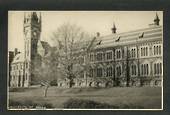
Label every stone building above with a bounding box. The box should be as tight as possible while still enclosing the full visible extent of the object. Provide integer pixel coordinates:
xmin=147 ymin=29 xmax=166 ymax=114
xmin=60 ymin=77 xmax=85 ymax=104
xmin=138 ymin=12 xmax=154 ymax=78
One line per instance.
xmin=10 ymin=12 xmax=50 ymax=87
xmin=61 ymin=13 xmax=163 ymax=88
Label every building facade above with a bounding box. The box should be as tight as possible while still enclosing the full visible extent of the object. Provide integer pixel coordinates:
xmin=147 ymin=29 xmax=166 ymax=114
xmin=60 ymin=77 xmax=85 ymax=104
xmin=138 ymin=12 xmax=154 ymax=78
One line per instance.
xmin=59 ymin=13 xmax=163 ymax=88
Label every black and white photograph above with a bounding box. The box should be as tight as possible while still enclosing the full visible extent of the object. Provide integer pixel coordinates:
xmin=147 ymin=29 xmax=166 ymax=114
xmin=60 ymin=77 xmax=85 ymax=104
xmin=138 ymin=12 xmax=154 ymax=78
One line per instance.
xmin=8 ymin=11 xmax=163 ymax=110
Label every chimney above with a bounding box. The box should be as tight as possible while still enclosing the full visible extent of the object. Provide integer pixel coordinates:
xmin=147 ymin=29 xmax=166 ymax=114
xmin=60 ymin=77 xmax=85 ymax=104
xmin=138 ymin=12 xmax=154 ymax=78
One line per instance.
xmin=96 ymin=32 xmax=100 ymax=37
xmin=14 ymin=48 xmax=18 ymax=56
xmin=111 ymin=22 xmax=117 ymax=34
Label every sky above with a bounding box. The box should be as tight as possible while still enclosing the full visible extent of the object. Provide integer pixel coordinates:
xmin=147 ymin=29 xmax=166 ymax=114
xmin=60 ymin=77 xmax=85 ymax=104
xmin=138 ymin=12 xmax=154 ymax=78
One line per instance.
xmin=8 ymin=11 xmax=163 ymax=52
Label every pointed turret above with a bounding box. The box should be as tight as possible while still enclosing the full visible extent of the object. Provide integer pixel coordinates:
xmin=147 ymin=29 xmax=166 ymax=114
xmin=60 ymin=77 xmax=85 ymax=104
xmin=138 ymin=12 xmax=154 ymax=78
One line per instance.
xmin=111 ymin=22 xmax=117 ymax=34
xmin=23 ymin=12 xmax=41 ymax=33
xmin=154 ymin=13 xmax=160 ymax=26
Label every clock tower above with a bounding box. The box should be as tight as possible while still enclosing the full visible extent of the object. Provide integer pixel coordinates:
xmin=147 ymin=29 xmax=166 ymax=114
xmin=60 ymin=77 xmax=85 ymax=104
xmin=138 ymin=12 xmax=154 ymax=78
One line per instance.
xmin=23 ymin=12 xmax=41 ymax=86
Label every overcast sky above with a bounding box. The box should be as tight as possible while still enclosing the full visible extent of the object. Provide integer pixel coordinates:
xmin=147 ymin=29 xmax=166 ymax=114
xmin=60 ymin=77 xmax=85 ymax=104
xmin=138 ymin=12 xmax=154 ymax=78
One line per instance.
xmin=8 ymin=11 xmax=163 ymax=52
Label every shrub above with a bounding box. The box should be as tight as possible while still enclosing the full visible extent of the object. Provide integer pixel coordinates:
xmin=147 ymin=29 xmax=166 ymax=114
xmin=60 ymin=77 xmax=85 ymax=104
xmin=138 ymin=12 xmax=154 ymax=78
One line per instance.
xmin=63 ymin=98 xmax=119 ymax=109
xmin=50 ymin=80 xmax=58 ymax=86
xmin=9 ymin=99 xmax=54 ymax=109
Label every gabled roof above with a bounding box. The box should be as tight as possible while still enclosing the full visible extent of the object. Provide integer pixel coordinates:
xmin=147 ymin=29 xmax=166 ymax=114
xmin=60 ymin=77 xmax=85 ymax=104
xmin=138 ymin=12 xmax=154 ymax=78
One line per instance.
xmin=40 ymin=41 xmax=51 ymax=51
xmin=12 ymin=53 xmax=24 ymax=64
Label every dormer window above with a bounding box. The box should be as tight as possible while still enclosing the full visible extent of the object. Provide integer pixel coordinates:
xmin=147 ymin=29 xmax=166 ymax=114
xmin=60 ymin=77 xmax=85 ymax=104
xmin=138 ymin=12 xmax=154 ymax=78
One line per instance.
xmin=139 ymin=32 xmax=144 ymax=38
xmin=115 ymin=36 xmax=120 ymax=42
xmin=96 ymin=40 xmax=102 ymax=45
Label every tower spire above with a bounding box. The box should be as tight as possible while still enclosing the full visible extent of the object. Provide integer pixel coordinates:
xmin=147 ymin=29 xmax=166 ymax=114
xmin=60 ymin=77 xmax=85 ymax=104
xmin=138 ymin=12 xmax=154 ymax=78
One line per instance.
xmin=154 ymin=12 xmax=160 ymax=26
xmin=111 ymin=22 xmax=117 ymax=34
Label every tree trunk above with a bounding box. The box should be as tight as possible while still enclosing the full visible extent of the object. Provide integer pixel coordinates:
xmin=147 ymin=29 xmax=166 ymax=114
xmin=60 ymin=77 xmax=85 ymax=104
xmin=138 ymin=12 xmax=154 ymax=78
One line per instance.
xmin=44 ymin=85 xmax=49 ymax=97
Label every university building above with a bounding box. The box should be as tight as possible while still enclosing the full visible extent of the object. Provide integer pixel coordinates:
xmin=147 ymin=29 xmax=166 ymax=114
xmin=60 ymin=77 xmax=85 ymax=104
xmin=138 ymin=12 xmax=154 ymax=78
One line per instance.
xmin=9 ymin=12 xmax=163 ymax=88
xmin=9 ymin=12 xmax=50 ymax=87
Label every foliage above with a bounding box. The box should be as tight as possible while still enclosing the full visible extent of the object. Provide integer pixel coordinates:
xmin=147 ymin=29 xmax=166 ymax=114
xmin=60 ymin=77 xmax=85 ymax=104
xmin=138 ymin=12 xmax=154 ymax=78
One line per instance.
xmin=63 ymin=98 xmax=119 ymax=109
xmin=9 ymin=99 xmax=53 ymax=109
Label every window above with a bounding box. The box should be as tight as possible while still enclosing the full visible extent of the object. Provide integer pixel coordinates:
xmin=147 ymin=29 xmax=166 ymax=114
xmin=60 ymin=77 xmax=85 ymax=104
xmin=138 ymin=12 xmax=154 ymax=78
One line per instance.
xmin=154 ymin=62 xmax=162 ymax=75
xmin=90 ymin=69 xmax=94 ymax=77
xmin=146 ymin=47 xmax=148 ymax=56
xmin=106 ymin=66 xmax=113 ymax=77
xmin=90 ymin=53 xmax=94 ymax=62
xmin=106 ymin=51 xmax=112 ymax=60
xmin=131 ymin=65 xmax=137 ymax=75
xmin=116 ymin=66 xmax=121 ymax=76
xmin=131 ymin=48 xmax=136 ymax=58
xmin=97 ymin=52 xmax=103 ymax=61
xmin=116 ymin=49 xmax=121 ymax=59
xmin=141 ymin=64 xmax=149 ymax=76
xmin=97 ymin=68 xmax=103 ymax=77
xmin=153 ymin=45 xmax=161 ymax=55
xmin=26 ymin=62 xmax=28 ymax=68
xmin=159 ymin=46 xmax=161 ymax=55
xmin=25 ymin=73 xmax=27 ymax=80
xmin=141 ymin=47 xmax=148 ymax=57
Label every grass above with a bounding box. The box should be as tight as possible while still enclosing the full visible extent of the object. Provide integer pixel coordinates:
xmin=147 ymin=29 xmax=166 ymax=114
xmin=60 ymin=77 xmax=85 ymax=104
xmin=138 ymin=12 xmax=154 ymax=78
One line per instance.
xmin=8 ymin=87 xmax=162 ymax=109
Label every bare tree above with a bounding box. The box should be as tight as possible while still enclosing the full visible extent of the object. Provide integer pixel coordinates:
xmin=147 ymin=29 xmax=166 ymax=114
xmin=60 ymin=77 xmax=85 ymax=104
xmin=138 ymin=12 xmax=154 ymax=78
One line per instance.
xmin=31 ymin=48 xmax=59 ymax=97
xmin=51 ymin=23 xmax=96 ymax=88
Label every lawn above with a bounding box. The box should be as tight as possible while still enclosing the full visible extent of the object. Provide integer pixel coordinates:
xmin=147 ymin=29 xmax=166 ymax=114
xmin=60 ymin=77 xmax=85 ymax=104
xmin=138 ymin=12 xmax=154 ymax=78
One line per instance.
xmin=8 ymin=86 xmax=162 ymax=109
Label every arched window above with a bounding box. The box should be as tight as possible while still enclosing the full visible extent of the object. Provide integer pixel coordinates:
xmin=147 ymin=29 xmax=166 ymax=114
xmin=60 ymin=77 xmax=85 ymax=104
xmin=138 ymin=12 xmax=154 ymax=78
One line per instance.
xmin=141 ymin=47 xmax=149 ymax=57
xmin=116 ymin=49 xmax=121 ymax=59
xmin=154 ymin=63 xmax=156 ymax=74
xmin=146 ymin=47 xmax=148 ymax=56
xmin=97 ymin=52 xmax=103 ymax=61
xmin=90 ymin=69 xmax=94 ymax=77
xmin=141 ymin=64 xmax=143 ymax=75
xmin=106 ymin=66 xmax=113 ymax=77
xmin=134 ymin=49 xmax=136 ymax=57
xmin=141 ymin=64 xmax=149 ymax=76
xmin=159 ymin=46 xmax=161 ymax=55
xmin=131 ymin=49 xmax=136 ymax=58
xmin=144 ymin=64 xmax=146 ymax=75
xmin=141 ymin=48 xmax=143 ymax=56
xmin=156 ymin=46 xmax=159 ymax=55
xmin=106 ymin=51 xmax=112 ymax=60
xmin=153 ymin=45 xmax=161 ymax=56
xmin=131 ymin=64 xmax=136 ymax=75
xmin=146 ymin=64 xmax=149 ymax=75
xmin=153 ymin=62 xmax=162 ymax=75
xmin=90 ymin=53 xmax=94 ymax=62
xmin=97 ymin=68 xmax=102 ymax=77
xmin=116 ymin=66 xmax=121 ymax=76
xmin=160 ymin=63 xmax=162 ymax=74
